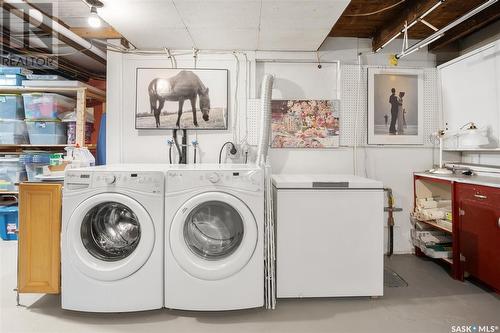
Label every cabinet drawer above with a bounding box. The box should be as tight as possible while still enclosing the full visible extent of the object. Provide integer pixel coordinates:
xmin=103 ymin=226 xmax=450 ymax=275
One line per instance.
xmin=456 ymin=183 xmax=500 ymax=207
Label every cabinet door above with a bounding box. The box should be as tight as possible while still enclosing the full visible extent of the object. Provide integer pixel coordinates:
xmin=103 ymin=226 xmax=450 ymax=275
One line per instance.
xmin=18 ymin=183 xmax=62 ymax=294
xmin=459 ymin=192 xmax=500 ymax=291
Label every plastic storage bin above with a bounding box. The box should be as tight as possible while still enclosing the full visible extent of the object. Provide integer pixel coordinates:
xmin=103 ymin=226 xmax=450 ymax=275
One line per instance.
xmin=0 ymin=74 xmax=24 ymax=86
xmin=0 ymin=205 xmax=18 ymax=240
xmin=25 ymin=120 xmax=67 ymax=145
xmin=0 ymin=94 xmax=24 ymax=120
xmin=0 ymin=157 xmax=27 ymax=191
xmin=19 ymin=153 xmax=51 ymax=182
xmin=0 ymin=119 xmax=29 ymax=144
xmin=23 ymin=93 xmax=76 ymax=120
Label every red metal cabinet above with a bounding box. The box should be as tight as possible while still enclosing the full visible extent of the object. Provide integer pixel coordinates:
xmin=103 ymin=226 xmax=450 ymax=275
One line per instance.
xmin=456 ymin=183 xmax=500 ymax=291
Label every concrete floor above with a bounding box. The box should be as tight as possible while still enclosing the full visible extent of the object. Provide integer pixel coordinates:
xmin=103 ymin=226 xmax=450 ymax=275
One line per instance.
xmin=1 ymin=240 xmax=498 ymax=333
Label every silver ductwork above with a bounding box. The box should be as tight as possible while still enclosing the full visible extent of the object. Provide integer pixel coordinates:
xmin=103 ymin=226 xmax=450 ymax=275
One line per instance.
xmin=256 ymin=74 xmax=274 ymax=166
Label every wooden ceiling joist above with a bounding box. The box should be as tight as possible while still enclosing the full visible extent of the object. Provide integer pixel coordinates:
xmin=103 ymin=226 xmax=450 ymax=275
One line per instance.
xmin=372 ymin=0 xmax=443 ymax=52
xmin=428 ymin=2 xmax=500 ymax=51
xmin=0 ymin=26 xmax=101 ymax=82
xmin=70 ymin=27 xmax=122 ymax=40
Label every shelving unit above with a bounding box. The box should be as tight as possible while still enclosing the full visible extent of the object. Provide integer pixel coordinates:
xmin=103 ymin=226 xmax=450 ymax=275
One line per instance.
xmin=0 ymin=85 xmax=105 ymax=148
xmin=0 ymin=85 xmax=105 ymax=198
xmin=413 ymin=174 xmax=460 ymax=279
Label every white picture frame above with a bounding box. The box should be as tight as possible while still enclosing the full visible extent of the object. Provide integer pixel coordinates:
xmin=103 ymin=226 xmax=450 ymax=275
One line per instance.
xmin=368 ymin=68 xmax=424 ymax=145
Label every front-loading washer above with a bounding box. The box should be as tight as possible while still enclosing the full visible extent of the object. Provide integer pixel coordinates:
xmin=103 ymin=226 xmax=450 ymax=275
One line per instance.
xmin=164 ymin=164 xmax=264 ymax=310
xmin=62 ymin=166 xmax=164 ymax=312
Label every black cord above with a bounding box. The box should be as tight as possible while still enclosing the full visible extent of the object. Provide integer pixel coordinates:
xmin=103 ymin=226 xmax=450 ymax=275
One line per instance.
xmin=169 ymin=146 xmax=172 ymax=164
xmin=194 ymin=146 xmax=197 ymax=164
xmin=173 ymin=129 xmax=182 ymax=163
xmin=218 ymin=141 xmax=235 ymax=164
xmin=244 ymin=151 xmax=248 ymax=164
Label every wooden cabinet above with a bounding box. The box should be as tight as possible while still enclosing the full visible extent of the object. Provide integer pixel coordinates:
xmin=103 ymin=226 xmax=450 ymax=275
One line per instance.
xmin=18 ymin=183 xmax=62 ymax=294
xmin=457 ymin=183 xmax=500 ymax=291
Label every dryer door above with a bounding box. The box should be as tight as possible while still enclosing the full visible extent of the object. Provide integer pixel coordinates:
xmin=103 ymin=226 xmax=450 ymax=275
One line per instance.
xmin=170 ymin=192 xmax=258 ymax=280
xmin=66 ymin=193 xmax=155 ymax=281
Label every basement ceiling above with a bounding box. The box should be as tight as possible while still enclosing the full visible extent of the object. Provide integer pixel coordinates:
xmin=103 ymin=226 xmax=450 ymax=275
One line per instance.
xmin=330 ymin=0 xmax=500 ymax=51
xmin=98 ymin=0 xmax=350 ymax=51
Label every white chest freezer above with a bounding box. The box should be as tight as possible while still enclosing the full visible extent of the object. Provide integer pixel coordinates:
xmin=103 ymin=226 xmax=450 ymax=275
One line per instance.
xmin=272 ymin=174 xmax=385 ymax=298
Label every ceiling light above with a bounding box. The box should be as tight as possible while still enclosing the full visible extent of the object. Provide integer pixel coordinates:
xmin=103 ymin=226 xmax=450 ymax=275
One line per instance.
xmin=88 ymin=6 xmax=101 ymax=28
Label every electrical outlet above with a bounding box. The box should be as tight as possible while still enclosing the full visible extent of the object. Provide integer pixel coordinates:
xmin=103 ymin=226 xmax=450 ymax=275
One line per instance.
xmin=227 ymin=143 xmax=240 ymax=160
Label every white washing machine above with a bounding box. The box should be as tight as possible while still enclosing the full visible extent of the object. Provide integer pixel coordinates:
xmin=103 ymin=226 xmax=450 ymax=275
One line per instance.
xmin=165 ymin=164 xmax=264 ymax=310
xmin=62 ymin=166 xmax=164 ymax=312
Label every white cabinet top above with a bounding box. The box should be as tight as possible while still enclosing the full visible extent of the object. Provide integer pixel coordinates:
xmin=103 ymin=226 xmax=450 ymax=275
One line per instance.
xmin=272 ymin=174 xmax=384 ymax=189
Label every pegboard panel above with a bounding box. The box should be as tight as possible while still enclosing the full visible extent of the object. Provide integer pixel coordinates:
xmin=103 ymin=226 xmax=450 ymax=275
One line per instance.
xmin=247 ymin=98 xmax=261 ymax=146
xmin=341 ymin=65 xmax=440 ymax=147
xmin=340 ymin=65 xmax=368 ymax=146
xmin=423 ymin=68 xmax=440 ymax=146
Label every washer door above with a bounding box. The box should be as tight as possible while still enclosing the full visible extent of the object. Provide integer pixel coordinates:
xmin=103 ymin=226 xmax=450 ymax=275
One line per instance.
xmin=66 ymin=193 xmax=155 ymax=281
xmin=170 ymin=192 xmax=257 ymax=281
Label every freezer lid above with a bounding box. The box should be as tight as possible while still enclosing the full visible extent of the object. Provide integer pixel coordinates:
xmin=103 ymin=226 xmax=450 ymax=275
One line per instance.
xmin=272 ymin=174 xmax=384 ymax=189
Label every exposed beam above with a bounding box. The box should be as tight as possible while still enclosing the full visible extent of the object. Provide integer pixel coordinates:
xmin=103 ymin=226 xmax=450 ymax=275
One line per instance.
xmin=428 ymin=2 xmax=500 ymax=51
xmin=372 ymin=0 xmax=442 ymax=51
xmin=2 ymin=1 xmax=106 ymax=65
xmin=0 ymin=26 xmax=101 ymax=81
xmin=70 ymin=27 xmax=122 ymax=39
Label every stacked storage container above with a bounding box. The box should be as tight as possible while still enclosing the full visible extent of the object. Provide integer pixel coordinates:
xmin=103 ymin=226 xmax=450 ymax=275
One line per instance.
xmin=0 ymin=67 xmax=27 ymax=87
xmin=0 ymin=156 xmax=27 ymax=192
xmin=23 ymin=93 xmax=75 ymax=144
xmin=0 ymin=94 xmax=29 ymax=144
xmin=19 ymin=153 xmax=52 ymax=182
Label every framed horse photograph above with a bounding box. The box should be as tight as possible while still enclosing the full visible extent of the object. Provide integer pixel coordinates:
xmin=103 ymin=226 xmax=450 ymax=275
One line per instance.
xmin=367 ymin=68 xmax=424 ymax=145
xmin=135 ymin=68 xmax=228 ymax=130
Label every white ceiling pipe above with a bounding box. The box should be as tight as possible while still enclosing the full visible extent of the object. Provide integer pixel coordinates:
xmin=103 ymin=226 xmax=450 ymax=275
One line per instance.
xmin=4 ymin=0 xmax=107 ymax=62
xmin=397 ymin=0 xmax=498 ymax=59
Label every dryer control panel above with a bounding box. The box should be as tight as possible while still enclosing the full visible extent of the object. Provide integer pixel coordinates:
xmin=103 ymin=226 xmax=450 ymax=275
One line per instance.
xmin=65 ymin=171 xmax=164 ymax=194
xmin=166 ymin=169 xmax=263 ymax=193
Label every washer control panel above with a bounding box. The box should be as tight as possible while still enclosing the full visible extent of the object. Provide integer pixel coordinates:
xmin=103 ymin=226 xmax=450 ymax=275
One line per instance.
xmin=65 ymin=171 xmax=164 ymax=194
xmin=167 ymin=169 xmax=263 ymax=193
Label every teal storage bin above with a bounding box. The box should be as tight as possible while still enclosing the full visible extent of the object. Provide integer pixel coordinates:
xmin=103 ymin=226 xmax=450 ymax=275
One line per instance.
xmin=0 ymin=74 xmax=24 ymax=86
xmin=0 ymin=205 xmax=18 ymax=240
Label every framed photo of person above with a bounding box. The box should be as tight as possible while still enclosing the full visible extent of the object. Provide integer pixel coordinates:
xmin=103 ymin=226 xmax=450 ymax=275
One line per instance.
xmin=368 ymin=68 xmax=424 ymax=145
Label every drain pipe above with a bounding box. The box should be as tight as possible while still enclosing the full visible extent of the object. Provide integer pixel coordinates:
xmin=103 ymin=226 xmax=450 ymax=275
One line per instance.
xmin=256 ymin=74 xmax=274 ymax=166
xmin=3 ymin=0 xmax=107 ymax=64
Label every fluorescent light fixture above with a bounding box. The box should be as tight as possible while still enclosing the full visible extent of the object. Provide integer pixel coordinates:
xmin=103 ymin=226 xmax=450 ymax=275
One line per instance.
xmin=88 ymin=6 xmax=101 ymax=28
xmin=418 ymin=34 xmax=444 ymax=49
xmin=401 ymin=47 xmax=418 ymax=57
xmin=421 ymin=0 xmax=444 ymax=19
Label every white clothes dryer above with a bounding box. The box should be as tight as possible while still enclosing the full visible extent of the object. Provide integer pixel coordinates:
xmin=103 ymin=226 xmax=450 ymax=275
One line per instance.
xmin=164 ymin=164 xmax=264 ymax=310
xmin=62 ymin=167 xmax=164 ymax=312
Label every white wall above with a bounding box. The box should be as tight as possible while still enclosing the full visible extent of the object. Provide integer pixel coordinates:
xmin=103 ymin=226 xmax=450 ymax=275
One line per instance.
xmin=107 ymin=37 xmax=449 ymax=253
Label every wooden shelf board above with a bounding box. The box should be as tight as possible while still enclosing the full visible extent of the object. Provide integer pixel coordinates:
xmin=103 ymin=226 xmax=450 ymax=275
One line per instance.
xmin=416 ymin=219 xmax=453 ymax=234
xmin=441 ymin=258 xmax=453 ymax=264
xmin=0 ymin=86 xmax=105 ymax=102
xmin=0 ymin=144 xmax=96 ymax=150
